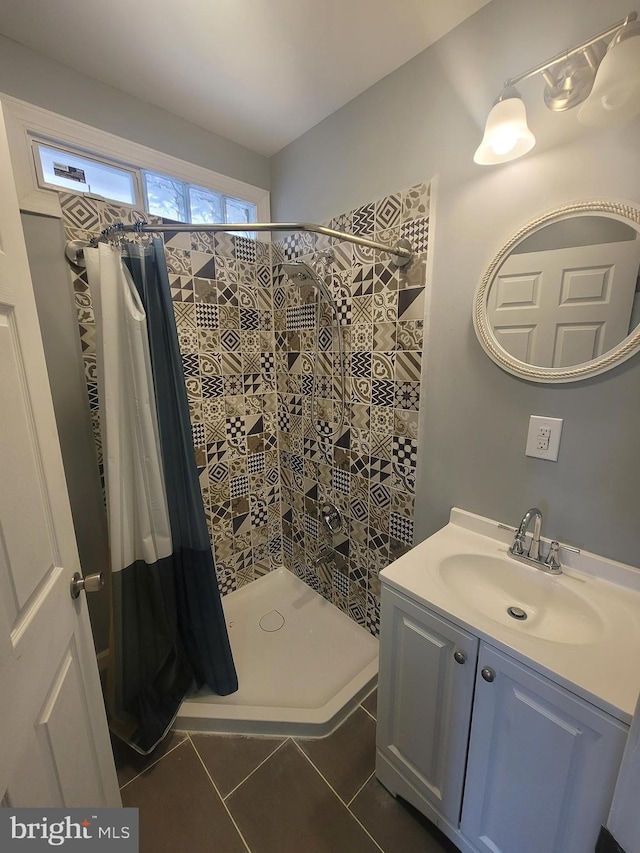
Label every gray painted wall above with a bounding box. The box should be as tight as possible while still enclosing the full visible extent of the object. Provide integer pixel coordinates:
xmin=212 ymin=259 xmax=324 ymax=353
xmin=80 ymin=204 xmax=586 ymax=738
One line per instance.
xmin=271 ymin=0 xmax=640 ymax=568
xmin=0 ymin=34 xmax=269 ymax=190
xmin=22 ymin=213 xmax=110 ymax=654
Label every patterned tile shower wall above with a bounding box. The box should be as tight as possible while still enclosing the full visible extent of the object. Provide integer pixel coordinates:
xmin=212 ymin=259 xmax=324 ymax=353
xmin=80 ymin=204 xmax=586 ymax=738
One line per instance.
xmin=59 ymin=178 xmax=430 ymax=638
xmin=273 ymin=181 xmax=431 ymax=637
xmin=60 ymin=193 xmax=283 ymax=596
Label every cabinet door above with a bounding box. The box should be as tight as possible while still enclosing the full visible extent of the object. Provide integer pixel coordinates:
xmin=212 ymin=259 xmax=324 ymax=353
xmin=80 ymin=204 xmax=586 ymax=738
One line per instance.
xmin=461 ymin=643 xmax=628 ymax=853
xmin=376 ymin=586 xmax=478 ymax=823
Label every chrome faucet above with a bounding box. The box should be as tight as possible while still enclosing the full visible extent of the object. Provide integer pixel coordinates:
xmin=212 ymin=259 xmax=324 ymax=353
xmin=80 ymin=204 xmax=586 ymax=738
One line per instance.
xmin=508 ymin=507 xmax=562 ymax=574
xmin=511 ymin=507 xmax=543 ymax=559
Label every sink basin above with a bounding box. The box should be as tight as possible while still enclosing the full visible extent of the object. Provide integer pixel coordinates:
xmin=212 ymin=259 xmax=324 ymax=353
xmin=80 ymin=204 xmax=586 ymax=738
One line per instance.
xmin=438 ymin=553 xmax=605 ymax=644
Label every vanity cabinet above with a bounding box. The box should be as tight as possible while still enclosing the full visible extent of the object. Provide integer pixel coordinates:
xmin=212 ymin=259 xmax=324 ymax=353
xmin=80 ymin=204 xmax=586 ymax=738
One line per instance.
xmin=376 ymin=584 xmax=629 ymax=853
xmin=461 ymin=643 xmax=628 ymax=853
xmin=376 ymin=587 xmax=478 ymax=824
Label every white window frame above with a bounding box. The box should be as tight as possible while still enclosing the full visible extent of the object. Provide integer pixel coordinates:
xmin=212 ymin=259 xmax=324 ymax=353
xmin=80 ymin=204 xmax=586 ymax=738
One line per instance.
xmin=1 ymin=94 xmax=270 ymax=234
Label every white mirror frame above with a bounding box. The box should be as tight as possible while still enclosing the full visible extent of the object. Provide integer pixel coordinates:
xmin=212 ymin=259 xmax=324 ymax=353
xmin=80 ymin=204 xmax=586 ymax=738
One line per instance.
xmin=473 ymin=200 xmax=640 ymax=383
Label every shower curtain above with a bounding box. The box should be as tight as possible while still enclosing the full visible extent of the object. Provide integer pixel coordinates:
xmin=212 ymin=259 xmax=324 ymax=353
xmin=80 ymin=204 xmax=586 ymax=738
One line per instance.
xmin=86 ymin=240 xmax=237 ymax=754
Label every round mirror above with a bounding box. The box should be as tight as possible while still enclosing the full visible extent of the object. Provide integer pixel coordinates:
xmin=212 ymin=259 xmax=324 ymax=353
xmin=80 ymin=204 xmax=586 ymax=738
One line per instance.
xmin=473 ymin=200 xmax=640 ymax=382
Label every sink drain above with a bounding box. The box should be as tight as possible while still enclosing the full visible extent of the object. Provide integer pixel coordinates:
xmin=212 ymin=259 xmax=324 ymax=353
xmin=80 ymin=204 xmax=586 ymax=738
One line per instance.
xmin=507 ymin=606 xmax=527 ymax=621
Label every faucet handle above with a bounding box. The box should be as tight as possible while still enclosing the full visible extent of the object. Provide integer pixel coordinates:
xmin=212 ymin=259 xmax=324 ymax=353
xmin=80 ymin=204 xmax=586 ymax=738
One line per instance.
xmin=510 ymin=532 xmax=526 ymax=555
xmin=544 ymin=540 xmax=562 ymax=571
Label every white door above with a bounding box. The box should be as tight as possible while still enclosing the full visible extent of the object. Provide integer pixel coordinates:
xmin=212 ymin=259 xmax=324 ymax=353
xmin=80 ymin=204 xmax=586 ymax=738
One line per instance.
xmin=461 ymin=643 xmax=627 ymax=853
xmin=0 ymin=102 xmax=120 ymax=808
xmin=489 ymin=240 xmax=640 ymax=366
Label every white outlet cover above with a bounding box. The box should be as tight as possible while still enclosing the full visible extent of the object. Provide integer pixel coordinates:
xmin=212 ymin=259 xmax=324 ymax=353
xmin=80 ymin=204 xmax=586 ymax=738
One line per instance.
xmin=525 ymin=415 xmax=563 ymax=461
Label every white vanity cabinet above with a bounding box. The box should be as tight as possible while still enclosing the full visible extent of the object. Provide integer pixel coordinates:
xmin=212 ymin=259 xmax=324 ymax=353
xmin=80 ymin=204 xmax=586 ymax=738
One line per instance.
xmin=375 ymin=586 xmax=478 ymax=825
xmin=376 ymin=583 xmax=629 ymax=853
xmin=461 ymin=643 xmax=628 ymax=853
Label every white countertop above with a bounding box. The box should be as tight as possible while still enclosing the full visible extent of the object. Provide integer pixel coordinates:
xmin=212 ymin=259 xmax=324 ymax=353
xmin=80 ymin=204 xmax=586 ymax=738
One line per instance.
xmin=380 ymin=508 xmax=640 ymax=725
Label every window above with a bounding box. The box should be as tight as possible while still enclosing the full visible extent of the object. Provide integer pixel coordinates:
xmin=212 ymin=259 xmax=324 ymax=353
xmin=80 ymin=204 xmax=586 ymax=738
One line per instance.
xmin=8 ymin=99 xmax=269 ymax=226
xmin=31 ymin=140 xmax=259 ymax=237
xmin=142 ymin=171 xmax=186 ymax=221
xmin=143 ymin=170 xmax=257 ymax=237
xmin=34 ymin=142 xmax=137 ymax=205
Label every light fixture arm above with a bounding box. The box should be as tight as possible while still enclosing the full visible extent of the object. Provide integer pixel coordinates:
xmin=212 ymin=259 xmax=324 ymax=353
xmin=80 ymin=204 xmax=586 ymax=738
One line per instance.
xmin=475 ymin=11 xmax=640 ymax=165
xmin=503 ymin=12 xmax=637 ymax=89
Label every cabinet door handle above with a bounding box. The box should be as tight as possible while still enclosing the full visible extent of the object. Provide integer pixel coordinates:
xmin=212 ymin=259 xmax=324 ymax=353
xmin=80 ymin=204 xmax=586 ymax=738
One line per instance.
xmin=453 ymin=651 xmax=466 ymax=664
xmin=481 ymin=667 xmax=496 ymax=682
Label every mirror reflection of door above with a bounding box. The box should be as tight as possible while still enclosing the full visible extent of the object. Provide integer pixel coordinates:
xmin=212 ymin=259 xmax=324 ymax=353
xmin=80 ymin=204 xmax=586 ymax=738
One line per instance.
xmin=488 ymin=240 xmax=640 ymax=368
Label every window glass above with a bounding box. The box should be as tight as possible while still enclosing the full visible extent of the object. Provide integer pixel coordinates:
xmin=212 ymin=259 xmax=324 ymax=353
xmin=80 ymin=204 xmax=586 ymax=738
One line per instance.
xmin=225 ymin=196 xmax=256 ymax=224
xmin=33 ymin=141 xmax=260 ymax=232
xmin=144 ymin=171 xmax=187 ymax=221
xmin=35 ymin=142 xmax=260 ymax=236
xmin=188 ymin=185 xmax=224 ymax=224
xmin=36 ymin=143 xmax=136 ymax=204
xmin=225 ymin=195 xmax=257 ymax=239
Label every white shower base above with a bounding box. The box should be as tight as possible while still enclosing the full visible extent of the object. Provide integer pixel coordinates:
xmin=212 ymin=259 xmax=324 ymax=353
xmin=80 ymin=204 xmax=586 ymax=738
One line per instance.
xmin=176 ymin=568 xmax=378 ymax=737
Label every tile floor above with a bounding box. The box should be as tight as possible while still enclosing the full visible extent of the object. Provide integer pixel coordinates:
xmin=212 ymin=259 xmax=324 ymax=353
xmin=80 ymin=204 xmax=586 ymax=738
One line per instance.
xmin=114 ymin=689 xmax=459 ymax=853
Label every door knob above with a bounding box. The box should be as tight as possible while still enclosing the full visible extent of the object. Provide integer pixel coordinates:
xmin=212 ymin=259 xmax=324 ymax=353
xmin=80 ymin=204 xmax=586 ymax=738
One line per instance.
xmin=70 ymin=571 xmax=104 ymax=600
xmin=481 ymin=667 xmax=496 ymax=682
xmin=454 ymin=651 xmax=467 ymax=664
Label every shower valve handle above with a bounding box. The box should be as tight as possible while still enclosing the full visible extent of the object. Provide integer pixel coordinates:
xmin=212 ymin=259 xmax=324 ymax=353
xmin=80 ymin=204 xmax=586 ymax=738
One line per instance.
xmin=321 ymin=504 xmax=343 ymax=534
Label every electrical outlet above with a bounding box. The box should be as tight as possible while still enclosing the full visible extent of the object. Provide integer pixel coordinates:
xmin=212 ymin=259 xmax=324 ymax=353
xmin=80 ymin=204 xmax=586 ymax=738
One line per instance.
xmin=526 ymin=416 xmax=563 ymax=461
xmin=536 ymin=433 xmax=550 ymax=451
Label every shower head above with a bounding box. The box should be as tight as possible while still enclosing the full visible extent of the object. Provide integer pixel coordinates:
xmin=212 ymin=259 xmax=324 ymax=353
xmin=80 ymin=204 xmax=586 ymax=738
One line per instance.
xmin=282 ymin=261 xmax=334 ymax=304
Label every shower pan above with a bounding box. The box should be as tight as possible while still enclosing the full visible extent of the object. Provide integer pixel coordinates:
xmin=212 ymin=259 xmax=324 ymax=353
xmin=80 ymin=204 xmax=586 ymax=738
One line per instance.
xmin=176 ymin=568 xmax=378 ymax=736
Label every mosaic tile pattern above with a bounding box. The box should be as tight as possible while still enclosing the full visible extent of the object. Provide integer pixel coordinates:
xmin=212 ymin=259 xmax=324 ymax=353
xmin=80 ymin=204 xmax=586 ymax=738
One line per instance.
xmin=60 ymin=180 xmax=430 ymax=637
xmin=273 ymin=181 xmax=431 ymax=635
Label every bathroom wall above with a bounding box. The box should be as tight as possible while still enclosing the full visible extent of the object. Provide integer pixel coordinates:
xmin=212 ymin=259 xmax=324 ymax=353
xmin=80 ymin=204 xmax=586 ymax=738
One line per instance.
xmin=270 ymin=0 xmax=640 ymax=568
xmin=273 ymin=182 xmax=430 ymax=634
xmin=0 ymin=35 xmax=269 ymax=189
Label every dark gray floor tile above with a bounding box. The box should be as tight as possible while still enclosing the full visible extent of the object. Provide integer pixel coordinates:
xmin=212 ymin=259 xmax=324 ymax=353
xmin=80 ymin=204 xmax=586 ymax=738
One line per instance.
xmin=362 ymin=688 xmax=378 ymax=720
xmin=111 ymin=730 xmax=187 ymax=788
xmin=121 ymin=740 xmax=246 ymax=853
xmin=191 ymin=732 xmax=287 ymax=797
xmin=295 ymin=706 xmax=376 ymax=802
xmin=226 ymin=740 xmax=380 ymax=853
xmin=350 ymin=776 xmax=460 ymax=853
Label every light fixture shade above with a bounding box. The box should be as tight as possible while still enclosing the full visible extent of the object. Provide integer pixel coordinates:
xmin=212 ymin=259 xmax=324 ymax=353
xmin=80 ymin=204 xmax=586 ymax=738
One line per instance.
xmin=578 ymin=24 xmax=640 ymax=126
xmin=474 ymin=91 xmax=536 ymax=165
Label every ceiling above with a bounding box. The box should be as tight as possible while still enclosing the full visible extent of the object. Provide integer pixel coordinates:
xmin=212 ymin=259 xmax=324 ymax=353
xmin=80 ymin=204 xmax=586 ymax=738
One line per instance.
xmin=0 ymin=0 xmax=491 ymax=156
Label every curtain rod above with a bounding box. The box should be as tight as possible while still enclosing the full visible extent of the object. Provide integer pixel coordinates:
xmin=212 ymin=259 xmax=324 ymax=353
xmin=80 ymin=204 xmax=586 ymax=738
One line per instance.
xmin=65 ymin=220 xmax=414 ymax=268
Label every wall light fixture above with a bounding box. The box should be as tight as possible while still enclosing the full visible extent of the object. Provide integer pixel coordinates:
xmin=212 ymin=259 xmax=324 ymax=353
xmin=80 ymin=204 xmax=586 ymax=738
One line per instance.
xmin=474 ymin=12 xmax=640 ymax=165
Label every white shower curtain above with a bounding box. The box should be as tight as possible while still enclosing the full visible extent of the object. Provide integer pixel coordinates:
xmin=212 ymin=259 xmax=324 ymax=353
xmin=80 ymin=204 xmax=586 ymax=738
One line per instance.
xmin=85 ymin=243 xmax=172 ymax=570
